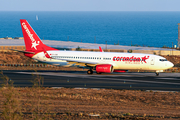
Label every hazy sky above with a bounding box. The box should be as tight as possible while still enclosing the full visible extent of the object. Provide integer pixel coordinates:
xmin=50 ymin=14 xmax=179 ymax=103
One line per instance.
xmin=0 ymin=0 xmax=180 ymax=11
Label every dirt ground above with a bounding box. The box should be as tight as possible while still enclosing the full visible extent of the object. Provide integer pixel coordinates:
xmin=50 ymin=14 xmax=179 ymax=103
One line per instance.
xmin=0 ymin=51 xmax=179 ymax=119
xmin=0 ymin=87 xmax=179 ymax=120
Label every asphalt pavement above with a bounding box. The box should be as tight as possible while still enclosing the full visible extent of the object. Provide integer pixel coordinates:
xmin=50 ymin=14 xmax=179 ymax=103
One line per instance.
xmin=0 ymin=70 xmax=179 ymax=91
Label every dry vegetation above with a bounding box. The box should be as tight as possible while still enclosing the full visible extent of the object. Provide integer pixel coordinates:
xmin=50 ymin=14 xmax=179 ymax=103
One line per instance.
xmin=0 ymin=52 xmax=35 ymax=64
xmin=0 ymin=86 xmax=180 ymax=119
xmin=0 ymin=52 xmax=179 ymax=119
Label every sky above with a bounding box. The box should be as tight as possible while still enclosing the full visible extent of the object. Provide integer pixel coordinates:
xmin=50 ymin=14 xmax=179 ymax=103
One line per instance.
xmin=0 ymin=0 xmax=180 ymax=11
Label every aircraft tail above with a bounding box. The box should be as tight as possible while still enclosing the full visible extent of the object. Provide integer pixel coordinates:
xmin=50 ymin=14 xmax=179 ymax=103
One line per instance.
xmin=20 ymin=19 xmax=57 ymax=52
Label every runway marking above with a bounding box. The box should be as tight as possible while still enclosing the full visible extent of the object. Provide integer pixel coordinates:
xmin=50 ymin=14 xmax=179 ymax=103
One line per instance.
xmin=16 ymin=72 xmax=180 ymax=86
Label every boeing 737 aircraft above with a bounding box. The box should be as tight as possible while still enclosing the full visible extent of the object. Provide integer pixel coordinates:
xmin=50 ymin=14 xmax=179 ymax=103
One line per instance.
xmin=19 ymin=19 xmax=174 ymax=76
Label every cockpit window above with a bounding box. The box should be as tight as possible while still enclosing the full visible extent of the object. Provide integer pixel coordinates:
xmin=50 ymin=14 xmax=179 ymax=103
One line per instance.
xmin=159 ymin=59 xmax=167 ymax=61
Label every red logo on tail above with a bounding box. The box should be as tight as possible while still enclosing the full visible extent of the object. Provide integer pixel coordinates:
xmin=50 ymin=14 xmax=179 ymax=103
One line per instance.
xmin=22 ymin=22 xmax=40 ymax=50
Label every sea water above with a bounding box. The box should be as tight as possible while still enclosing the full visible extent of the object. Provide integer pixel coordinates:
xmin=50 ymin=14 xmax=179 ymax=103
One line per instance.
xmin=0 ymin=11 xmax=180 ymax=47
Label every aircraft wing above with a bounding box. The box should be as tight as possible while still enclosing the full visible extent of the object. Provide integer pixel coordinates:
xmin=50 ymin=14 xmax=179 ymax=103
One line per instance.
xmin=45 ymin=49 xmax=109 ymax=67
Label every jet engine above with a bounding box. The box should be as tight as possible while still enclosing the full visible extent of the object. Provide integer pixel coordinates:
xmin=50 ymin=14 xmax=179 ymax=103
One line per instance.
xmin=96 ymin=64 xmax=114 ymax=73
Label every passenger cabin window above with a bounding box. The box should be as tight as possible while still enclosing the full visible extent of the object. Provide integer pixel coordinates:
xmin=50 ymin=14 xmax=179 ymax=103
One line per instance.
xmin=103 ymin=58 xmax=111 ymax=60
xmin=159 ymin=59 xmax=167 ymax=61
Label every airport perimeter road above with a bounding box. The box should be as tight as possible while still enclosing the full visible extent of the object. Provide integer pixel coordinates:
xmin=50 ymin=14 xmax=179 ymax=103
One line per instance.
xmin=0 ymin=70 xmax=180 ymax=91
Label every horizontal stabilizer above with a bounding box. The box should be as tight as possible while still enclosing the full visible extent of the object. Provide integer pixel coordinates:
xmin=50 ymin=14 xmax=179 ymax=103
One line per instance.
xmin=9 ymin=49 xmax=35 ymax=54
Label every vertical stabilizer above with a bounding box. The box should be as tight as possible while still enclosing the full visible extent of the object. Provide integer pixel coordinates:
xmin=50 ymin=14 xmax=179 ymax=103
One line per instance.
xmin=20 ymin=19 xmax=57 ymax=52
xmin=99 ymin=46 xmax=104 ymax=52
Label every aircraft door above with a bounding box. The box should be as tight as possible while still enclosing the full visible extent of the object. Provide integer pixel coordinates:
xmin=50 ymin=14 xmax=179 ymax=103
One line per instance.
xmin=150 ymin=57 xmax=155 ymax=65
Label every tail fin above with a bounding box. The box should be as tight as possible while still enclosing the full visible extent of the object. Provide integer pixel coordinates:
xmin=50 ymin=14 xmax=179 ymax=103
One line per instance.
xmin=20 ymin=19 xmax=57 ymax=52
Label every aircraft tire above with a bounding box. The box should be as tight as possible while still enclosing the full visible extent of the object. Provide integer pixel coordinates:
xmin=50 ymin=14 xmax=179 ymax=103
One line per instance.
xmin=87 ymin=70 xmax=93 ymax=74
xmin=156 ymin=72 xmax=159 ymax=76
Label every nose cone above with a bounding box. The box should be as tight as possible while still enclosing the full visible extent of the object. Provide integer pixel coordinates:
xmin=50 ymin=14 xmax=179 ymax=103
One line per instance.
xmin=168 ymin=62 xmax=174 ymax=68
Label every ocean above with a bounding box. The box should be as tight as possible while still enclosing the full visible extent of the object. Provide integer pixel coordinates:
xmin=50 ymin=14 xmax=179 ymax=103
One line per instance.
xmin=0 ymin=11 xmax=180 ymax=48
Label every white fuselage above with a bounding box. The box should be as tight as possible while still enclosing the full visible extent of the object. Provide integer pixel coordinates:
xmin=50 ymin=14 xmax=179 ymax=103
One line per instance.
xmin=32 ymin=50 xmax=174 ymax=71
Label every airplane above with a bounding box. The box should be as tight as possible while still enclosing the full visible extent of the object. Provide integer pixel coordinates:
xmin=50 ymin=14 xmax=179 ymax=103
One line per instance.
xmin=19 ymin=19 xmax=174 ymax=76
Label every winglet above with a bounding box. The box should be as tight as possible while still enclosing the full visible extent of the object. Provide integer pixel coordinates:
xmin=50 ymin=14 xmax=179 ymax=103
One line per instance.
xmin=99 ymin=46 xmax=104 ymax=52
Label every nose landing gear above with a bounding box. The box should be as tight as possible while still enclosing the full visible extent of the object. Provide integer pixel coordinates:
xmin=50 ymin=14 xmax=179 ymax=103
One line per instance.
xmin=155 ymin=72 xmax=159 ymax=76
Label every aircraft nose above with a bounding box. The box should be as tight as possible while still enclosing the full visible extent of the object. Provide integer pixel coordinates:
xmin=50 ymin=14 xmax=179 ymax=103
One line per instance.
xmin=168 ymin=62 xmax=174 ymax=68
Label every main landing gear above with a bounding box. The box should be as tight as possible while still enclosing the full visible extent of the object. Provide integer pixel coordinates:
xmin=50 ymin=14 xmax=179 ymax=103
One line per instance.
xmin=87 ymin=69 xmax=93 ymax=74
xmin=87 ymin=70 xmax=102 ymax=74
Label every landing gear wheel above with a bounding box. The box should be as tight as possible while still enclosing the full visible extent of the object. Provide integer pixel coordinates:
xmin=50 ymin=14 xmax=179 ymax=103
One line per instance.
xmin=156 ymin=72 xmax=159 ymax=76
xmin=87 ymin=70 xmax=93 ymax=74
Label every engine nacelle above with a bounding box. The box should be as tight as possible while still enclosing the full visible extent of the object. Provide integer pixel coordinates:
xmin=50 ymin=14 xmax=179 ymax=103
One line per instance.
xmin=96 ymin=64 xmax=114 ymax=73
